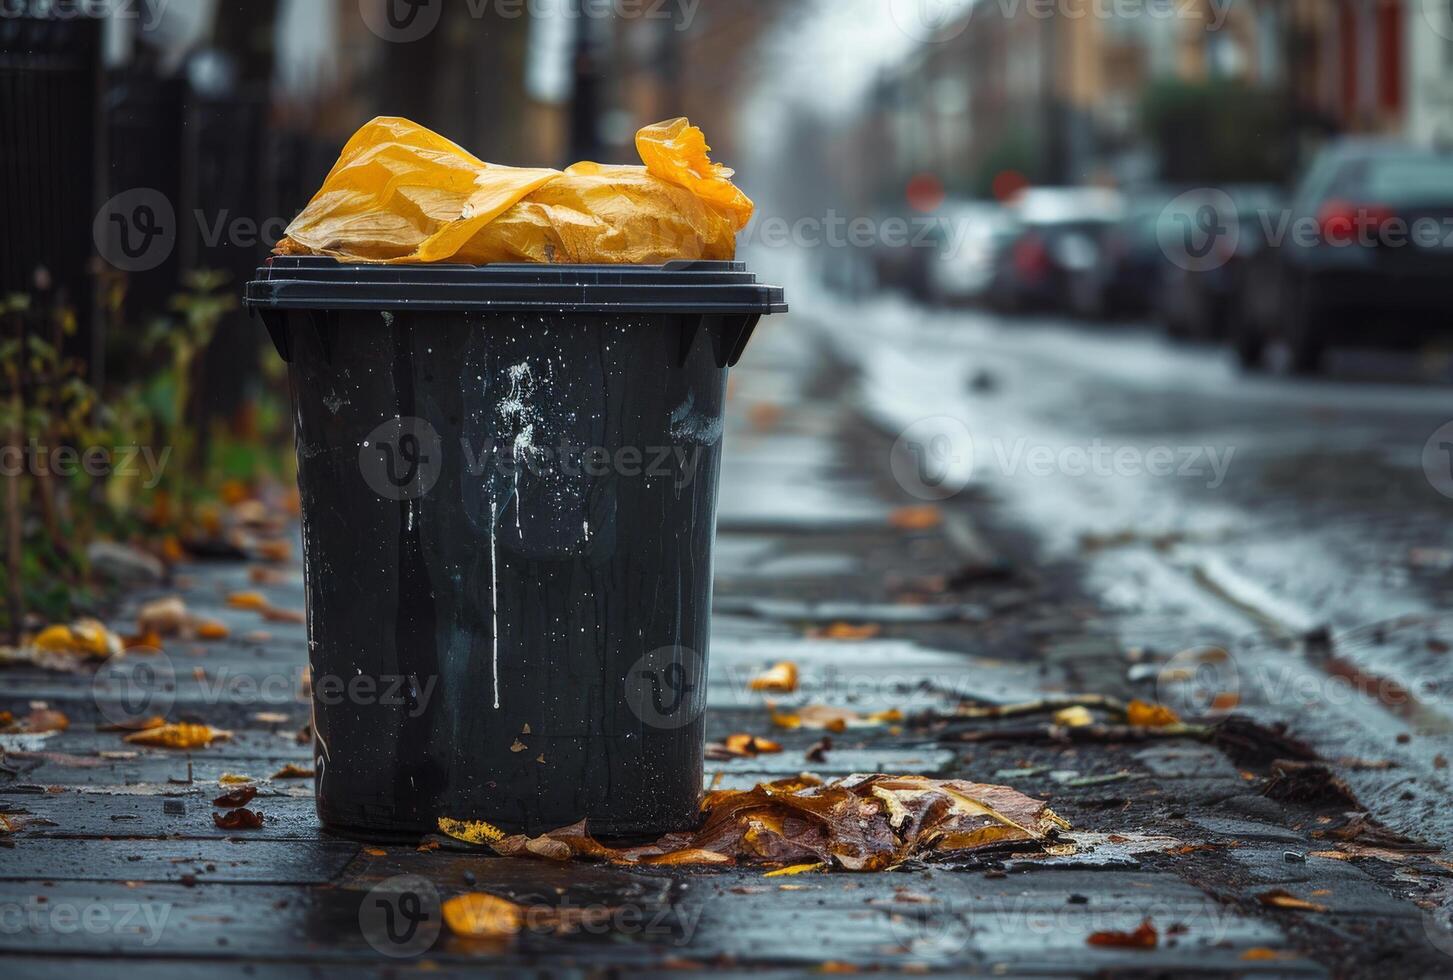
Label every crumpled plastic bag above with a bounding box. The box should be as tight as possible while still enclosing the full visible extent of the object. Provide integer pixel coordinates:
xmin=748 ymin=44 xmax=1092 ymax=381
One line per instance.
xmin=274 ymin=116 xmax=754 ymax=265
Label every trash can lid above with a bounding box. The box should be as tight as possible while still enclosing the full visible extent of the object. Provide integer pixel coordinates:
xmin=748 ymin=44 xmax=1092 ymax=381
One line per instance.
xmin=244 ymin=258 xmax=787 ymax=315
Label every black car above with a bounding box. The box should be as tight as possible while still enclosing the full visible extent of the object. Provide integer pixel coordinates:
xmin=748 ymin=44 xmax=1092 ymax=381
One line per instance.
xmin=1233 ymin=141 xmax=1453 ymax=372
xmin=986 ymin=188 xmax=1124 ymax=314
xmin=1156 ymin=184 xmax=1281 ymax=341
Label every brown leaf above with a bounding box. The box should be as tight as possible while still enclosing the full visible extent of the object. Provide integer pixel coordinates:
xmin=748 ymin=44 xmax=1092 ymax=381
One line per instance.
xmin=888 ymin=505 xmax=942 ymax=531
xmin=212 ymin=808 xmax=264 ymax=830
xmin=1257 ymin=889 xmax=1329 ymax=913
xmin=195 ymin=621 xmax=230 ymax=640
xmin=137 ymin=596 xmax=188 ymax=636
xmin=124 ymin=722 xmax=232 ymax=749
xmin=259 ymin=606 xmax=305 ymax=624
xmin=1087 ymin=919 xmax=1158 ymax=948
xmin=271 ymin=763 xmax=315 ymax=779
xmin=1 ymin=708 xmax=70 ymax=734
xmin=212 ymin=785 xmax=258 ymax=808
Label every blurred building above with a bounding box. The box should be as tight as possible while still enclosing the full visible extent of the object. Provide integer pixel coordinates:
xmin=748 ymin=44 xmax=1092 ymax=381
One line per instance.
xmin=854 ymin=0 xmax=1446 ymax=207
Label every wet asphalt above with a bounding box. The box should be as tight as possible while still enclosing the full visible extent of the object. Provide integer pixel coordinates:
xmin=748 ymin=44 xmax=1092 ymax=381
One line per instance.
xmin=1 ymin=301 xmax=1452 ymax=975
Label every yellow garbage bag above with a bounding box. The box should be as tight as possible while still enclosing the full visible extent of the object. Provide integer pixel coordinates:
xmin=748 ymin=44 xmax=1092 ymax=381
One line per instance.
xmin=275 ymin=116 xmax=754 ymax=265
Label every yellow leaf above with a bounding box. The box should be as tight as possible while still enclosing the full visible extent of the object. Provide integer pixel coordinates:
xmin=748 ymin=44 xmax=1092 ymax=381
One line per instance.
xmin=438 ymin=816 xmax=507 ymax=845
xmin=124 ymin=723 xmax=231 ymax=749
xmin=639 ymin=849 xmax=733 ymax=866
xmin=219 ymin=772 xmax=254 ymax=784
xmin=32 ymin=625 xmax=76 ymax=651
xmin=749 ymin=661 xmax=799 ymax=693
xmin=1126 ymin=700 xmax=1180 ymax=728
xmin=1053 ymin=706 xmax=1094 ymax=728
xmin=442 ymin=892 xmax=524 ymax=939
xmin=765 ymin=862 xmax=825 ymax=877
xmin=226 ymin=591 xmax=269 ymax=611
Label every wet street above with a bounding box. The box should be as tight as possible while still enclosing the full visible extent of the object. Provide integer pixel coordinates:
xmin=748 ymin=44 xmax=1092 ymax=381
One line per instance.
xmin=6 ymin=294 xmax=1453 ymax=974
xmin=793 ymin=279 xmax=1453 ymax=848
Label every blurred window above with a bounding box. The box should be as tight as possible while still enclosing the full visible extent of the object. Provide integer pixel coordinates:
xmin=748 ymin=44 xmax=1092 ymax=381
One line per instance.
xmin=1365 ymin=158 xmax=1453 ymax=205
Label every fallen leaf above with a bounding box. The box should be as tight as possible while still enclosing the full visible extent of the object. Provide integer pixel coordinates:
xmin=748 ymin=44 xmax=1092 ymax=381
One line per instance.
xmin=468 ymin=775 xmax=1068 ymax=872
xmin=364 ymin=847 xmax=387 ymax=856
xmin=195 ymin=621 xmax=230 ymax=640
xmin=765 ymin=862 xmax=825 ymax=877
xmin=271 ymin=763 xmax=315 ymax=779
xmin=1053 ymin=706 xmax=1095 ymax=728
xmin=218 ymin=772 xmax=255 ymax=784
xmin=212 ymin=786 xmax=258 ymax=808
xmin=137 ymin=596 xmax=188 ymax=636
xmin=769 ymin=703 xmax=874 ymax=732
xmin=122 ymin=631 xmax=163 ymax=651
xmin=749 ymin=661 xmax=799 ymax=693
xmin=255 ymin=539 xmax=292 ymax=563
xmin=29 ymin=620 xmax=121 ymax=659
xmin=226 ymin=591 xmax=269 ymax=611
xmin=438 ymin=816 xmax=507 ymax=845
xmin=1257 ymin=889 xmax=1328 ymax=913
xmin=813 ymin=622 xmax=881 ymax=641
xmin=212 ymin=808 xmax=264 ymax=830
xmin=721 ymin=733 xmax=783 ymax=756
xmin=510 ymin=739 xmax=527 ymax=753
xmin=1087 ymin=919 xmax=1158 ymax=948
xmin=251 ymin=712 xmax=290 ymax=725
xmin=889 ymin=505 xmax=942 ymax=531
xmin=638 ymin=849 xmax=733 ymax=866
xmin=260 ymin=606 xmax=305 ymax=624
xmin=249 ymin=566 xmax=287 ymax=585
xmin=1241 ymin=948 xmax=1298 ymax=961
xmin=1 ymin=708 xmax=70 ymax=734
xmin=1126 ymin=700 xmax=1180 ymax=728
xmin=124 ymin=722 xmax=232 ymax=749
xmin=442 ymin=893 xmax=524 ymax=939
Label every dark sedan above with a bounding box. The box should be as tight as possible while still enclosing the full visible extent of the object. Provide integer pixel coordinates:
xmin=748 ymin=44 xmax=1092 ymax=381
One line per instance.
xmin=1233 ymin=141 xmax=1453 ymax=373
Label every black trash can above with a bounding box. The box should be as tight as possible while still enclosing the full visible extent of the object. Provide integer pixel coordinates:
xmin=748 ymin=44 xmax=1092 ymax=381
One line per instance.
xmin=245 ymin=257 xmax=786 ymax=838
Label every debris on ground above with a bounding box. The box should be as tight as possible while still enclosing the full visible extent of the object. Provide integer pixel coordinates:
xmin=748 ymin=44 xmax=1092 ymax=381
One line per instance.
xmin=1086 ymin=919 xmax=1158 ymax=948
xmin=443 ymin=773 xmax=1070 ymax=872
xmin=123 ymin=722 xmax=232 ymax=749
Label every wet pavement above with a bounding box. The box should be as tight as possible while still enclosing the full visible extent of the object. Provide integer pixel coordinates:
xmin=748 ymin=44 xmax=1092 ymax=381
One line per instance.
xmin=4 ymin=306 xmax=1453 ymax=975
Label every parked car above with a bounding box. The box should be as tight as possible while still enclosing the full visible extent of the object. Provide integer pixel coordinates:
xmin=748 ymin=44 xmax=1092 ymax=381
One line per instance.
xmin=921 ymin=201 xmax=1018 ymax=307
xmin=1069 ymin=187 xmax=1185 ymax=320
xmin=987 ymin=188 xmax=1124 ymax=314
xmin=1233 ymin=140 xmax=1453 ymax=372
xmin=1156 ymin=184 xmax=1281 ymax=341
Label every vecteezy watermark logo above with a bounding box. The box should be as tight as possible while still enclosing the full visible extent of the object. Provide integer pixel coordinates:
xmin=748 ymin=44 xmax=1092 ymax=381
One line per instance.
xmin=360 ymin=417 xmax=444 ymax=501
xmin=891 ymin=417 xmax=974 ymax=501
xmin=1155 ymin=646 xmax=1239 ymax=718
xmin=887 ymin=0 xmax=971 ymax=43
xmin=93 ymin=188 xmax=176 ymax=273
xmin=1422 ymin=0 xmax=1453 ymax=41
xmin=1159 ymin=188 xmax=1239 ymax=273
xmin=359 ymin=875 xmax=442 ymax=958
xmin=1423 ymin=421 xmax=1453 ymax=500
xmin=887 ymin=906 xmax=968 ymax=958
xmin=624 ymin=646 xmax=705 ymax=730
xmin=359 ymin=0 xmax=442 ymax=43
xmin=92 ymin=648 xmax=176 ymax=728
